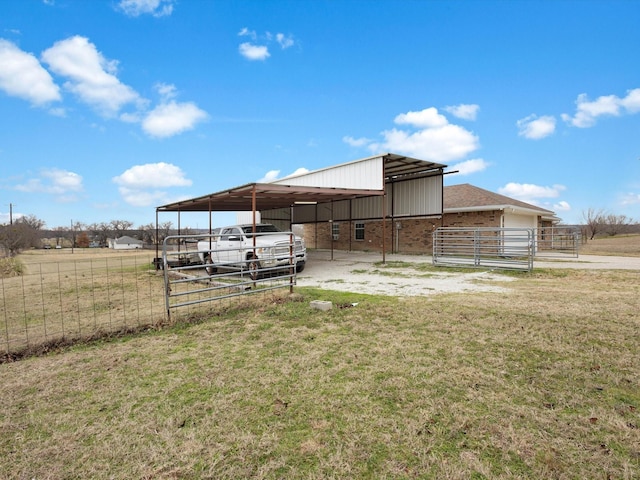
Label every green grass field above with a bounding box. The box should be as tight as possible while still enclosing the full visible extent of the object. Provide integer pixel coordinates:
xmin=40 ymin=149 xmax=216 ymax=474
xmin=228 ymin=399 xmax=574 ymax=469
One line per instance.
xmin=1 ymin=255 xmax=638 ymax=478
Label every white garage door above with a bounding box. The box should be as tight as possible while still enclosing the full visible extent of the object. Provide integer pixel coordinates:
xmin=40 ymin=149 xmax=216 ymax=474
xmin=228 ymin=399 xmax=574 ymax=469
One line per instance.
xmin=502 ymin=213 xmax=537 ymax=253
xmin=502 ymin=213 xmax=536 ymax=229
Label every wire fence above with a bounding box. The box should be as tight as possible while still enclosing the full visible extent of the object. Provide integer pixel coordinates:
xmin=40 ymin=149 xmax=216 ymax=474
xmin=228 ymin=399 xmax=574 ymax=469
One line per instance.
xmin=1 ymin=251 xmax=168 ymax=358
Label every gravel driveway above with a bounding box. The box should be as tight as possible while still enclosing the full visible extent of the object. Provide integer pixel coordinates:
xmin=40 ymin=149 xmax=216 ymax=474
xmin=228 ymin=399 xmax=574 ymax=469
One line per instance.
xmin=295 ymin=249 xmax=640 ymax=297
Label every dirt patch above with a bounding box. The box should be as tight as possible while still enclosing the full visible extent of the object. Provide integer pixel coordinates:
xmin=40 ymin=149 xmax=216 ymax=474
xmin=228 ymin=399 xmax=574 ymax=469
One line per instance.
xmin=297 ymin=250 xmax=640 ymax=297
xmin=297 ymin=250 xmax=515 ymax=296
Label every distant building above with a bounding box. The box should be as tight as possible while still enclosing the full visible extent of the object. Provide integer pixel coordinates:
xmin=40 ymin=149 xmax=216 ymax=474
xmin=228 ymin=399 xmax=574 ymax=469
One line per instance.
xmin=108 ymin=236 xmax=143 ymax=250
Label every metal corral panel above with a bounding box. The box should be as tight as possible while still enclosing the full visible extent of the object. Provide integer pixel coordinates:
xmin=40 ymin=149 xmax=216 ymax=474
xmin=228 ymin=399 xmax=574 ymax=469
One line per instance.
xmin=273 ymin=156 xmax=384 ymax=190
xmin=392 ymin=176 xmax=442 ymax=216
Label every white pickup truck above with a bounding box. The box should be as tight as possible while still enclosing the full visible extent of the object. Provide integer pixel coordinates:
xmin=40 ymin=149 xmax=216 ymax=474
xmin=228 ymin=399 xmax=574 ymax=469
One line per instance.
xmin=197 ymin=224 xmax=306 ymax=278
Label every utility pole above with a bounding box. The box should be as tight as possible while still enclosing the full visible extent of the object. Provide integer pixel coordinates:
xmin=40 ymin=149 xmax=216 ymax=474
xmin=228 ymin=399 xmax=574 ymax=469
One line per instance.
xmin=9 ymin=203 xmax=14 ymax=225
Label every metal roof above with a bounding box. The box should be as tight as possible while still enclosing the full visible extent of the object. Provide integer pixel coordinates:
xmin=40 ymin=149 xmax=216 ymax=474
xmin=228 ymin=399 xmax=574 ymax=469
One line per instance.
xmin=156 ymin=153 xmax=446 ymax=213
xmin=156 ymin=182 xmax=385 ymax=213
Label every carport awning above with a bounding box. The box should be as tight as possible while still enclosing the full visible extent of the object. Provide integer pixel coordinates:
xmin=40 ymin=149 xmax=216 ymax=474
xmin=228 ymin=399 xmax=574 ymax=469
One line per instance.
xmin=156 ymin=182 xmax=385 ymax=213
xmin=156 ymin=154 xmax=446 ymax=214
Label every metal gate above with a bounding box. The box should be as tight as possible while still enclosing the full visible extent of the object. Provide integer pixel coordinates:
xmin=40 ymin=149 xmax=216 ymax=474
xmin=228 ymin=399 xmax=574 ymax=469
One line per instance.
xmin=161 ymin=233 xmax=297 ymax=319
xmin=536 ymin=226 xmax=580 ymax=258
xmin=433 ymin=227 xmax=534 ymax=271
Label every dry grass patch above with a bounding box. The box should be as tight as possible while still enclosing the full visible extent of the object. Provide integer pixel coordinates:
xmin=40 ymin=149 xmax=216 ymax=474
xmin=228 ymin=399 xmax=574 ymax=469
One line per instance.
xmin=581 ymin=234 xmax=640 ymax=257
xmin=0 ymin=268 xmax=639 ymax=479
xmin=1 ymin=250 xmax=167 ymax=357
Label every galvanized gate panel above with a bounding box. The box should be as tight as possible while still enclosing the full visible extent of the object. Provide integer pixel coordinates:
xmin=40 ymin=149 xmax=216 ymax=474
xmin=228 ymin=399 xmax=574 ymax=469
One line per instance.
xmin=433 ymin=227 xmax=534 ymax=271
xmin=536 ymin=226 xmax=580 ymax=258
xmin=162 ymin=233 xmax=298 ymax=319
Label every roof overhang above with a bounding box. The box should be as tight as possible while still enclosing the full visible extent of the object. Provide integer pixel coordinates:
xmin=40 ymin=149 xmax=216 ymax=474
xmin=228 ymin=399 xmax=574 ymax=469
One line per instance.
xmin=156 ymin=182 xmax=385 ymax=213
xmin=444 ymin=205 xmax=554 ymax=216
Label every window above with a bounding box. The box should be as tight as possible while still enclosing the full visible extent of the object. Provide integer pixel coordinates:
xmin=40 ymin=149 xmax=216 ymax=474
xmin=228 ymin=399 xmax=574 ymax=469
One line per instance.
xmin=332 ymin=222 xmax=340 ymax=239
xmin=355 ymin=222 xmax=365 ymax=241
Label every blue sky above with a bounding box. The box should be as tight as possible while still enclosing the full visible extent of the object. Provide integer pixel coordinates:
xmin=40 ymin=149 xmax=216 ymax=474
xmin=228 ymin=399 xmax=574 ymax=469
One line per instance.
xmin=1 ymin=0 xmax=639 ymax=229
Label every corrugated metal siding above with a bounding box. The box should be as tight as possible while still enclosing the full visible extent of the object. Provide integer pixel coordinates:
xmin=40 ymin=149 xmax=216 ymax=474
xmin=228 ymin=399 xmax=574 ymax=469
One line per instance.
xmin=273 ymin=156 xmax=384 ymax=190
xmin=349 ymin=195 xmax=382 ymax=219
xmin=261 ymin=207 xmax=290 ymax=221
xmin=282 ymin=176 xmax=443 ymax=223
xmin=392 ymin=176 xmax=442 ymax=216
xmin=290 ymin=204 xmax=316 ymax=223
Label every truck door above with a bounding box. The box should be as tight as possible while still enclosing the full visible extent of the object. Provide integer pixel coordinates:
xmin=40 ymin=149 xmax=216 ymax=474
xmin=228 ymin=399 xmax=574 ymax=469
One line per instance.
xmin=217 ymin=227 xmax=243 ymax=265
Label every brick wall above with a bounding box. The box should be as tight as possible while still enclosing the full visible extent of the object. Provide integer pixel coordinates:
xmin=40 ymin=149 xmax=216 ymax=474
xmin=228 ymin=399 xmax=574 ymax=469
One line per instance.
xmin=442 ymin=210 xmax=501 ymax=228
xmin=302 ymin=217 xmax=441 ymax=254
xmin=302 ymin=210 xmax=505 ymax=254
xmin=302 ymin=210 xmax=552 ymax=255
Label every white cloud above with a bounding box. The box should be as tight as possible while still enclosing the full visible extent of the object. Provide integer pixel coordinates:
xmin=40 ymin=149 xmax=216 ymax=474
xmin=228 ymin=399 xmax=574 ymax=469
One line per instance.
xmin=14 ymin=168 xmax=83 ymax=201
xmin=116 ymin=187 xmax=173 ymax=207
xmin=117 ymin=0 xmax=174 ymax=17
xmin=498 ymin=182 xmax=566 ymax=204
xmin=621 ymin=192 xmax=640 ymax=206
xmin=373 ymin=124 xmax=479 ymax=163
xmin=289 ymin=167 xmax=309 ymax=177
xmin=562 ymin=88 xmax=640 ymax=128
xmin=354 ymin=106 xmax=479 ymax=163
xmin=516 ymin=114 xmax=556 ymax=139
xmin=258 ymin=170 xmax=280 ymax=183
xmin=142 ymin=100 xmax=208 ymax=138
xmin=447 ymin=158 xmax=489 ymax=176
xmin=238 ymin=29 xmax=295 ymax=60
xmin=0 ymin=39 xmax=61 ymax=106
xmin=113 ymin=163 xmax=192 ymax=207
xmin=41 ymin=36 xmax=141 ymax=117
xmin=343 ymin=135 xmax=371 ymax=147
xmin=444 ymin=104 xmax=479 ymax=121
xmin=155 ymin=82 xmax=177 ymax=100
xmin=258 ymin=167 xmax=309 ymax=183
xmin=239 ymin=42 xmax=270 ymax=61
xmin=238 ymin=28 xmax=257 ymax=40
xmin=394 ymin=107 xmax=448 ymax=128
xmin=620 ymin=88 xmax=640 ymax=113
xmin=49 ymin=107 xmax=66 ymax=117
xmin=113 ymin=162 xmax=192 ymax=189
xmin=553 ymin=200 xmax=571 ymax=211
xmin=276 ymin=33 xmax=295 ymax=49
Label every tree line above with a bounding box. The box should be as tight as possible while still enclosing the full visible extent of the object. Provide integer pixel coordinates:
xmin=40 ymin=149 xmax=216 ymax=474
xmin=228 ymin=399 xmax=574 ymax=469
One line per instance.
xmin=0 ymin=216 xmax=180 ymax=257
xmin=582 ymin=208 xmax=639 ymax=240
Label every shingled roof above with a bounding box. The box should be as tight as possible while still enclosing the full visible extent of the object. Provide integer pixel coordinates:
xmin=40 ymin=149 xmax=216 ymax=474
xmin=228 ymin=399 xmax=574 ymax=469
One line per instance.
xmin=444 ymin=184 xmax=555 ymax=216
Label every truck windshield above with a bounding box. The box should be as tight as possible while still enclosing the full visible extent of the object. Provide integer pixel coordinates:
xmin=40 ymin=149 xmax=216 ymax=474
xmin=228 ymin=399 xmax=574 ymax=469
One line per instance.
xmin=242 ymin=225 xmax=281 ymax=235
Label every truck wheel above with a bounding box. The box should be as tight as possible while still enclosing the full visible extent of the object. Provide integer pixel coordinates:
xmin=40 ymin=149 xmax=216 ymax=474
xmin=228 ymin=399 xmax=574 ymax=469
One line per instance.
xmin=296 ymin=263 xmax=305 ymax=273
xmin=204 ymin=254 xmax=217 ymax=275
xmin=248 ymin=256 xmax=260 ymax=281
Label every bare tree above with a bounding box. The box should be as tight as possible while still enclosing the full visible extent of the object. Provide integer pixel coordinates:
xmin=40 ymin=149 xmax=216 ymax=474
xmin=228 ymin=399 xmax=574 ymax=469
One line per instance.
xmin=139 ymin=223 xmax=158 ymax=244
xmin=0 ymin=220 xmax=41 ymax=256
xmin=582 ymin=208 xmax=606 ymax=240
xmin=604 ymin=214 xmax=629 ymax=236
xmin=110 ymin=220 xmax=134 ymax=236
xmin=87 ymin=222 xmax=112 ymax=245
xmin=19 ymin=214 xmax=46 ymax=230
